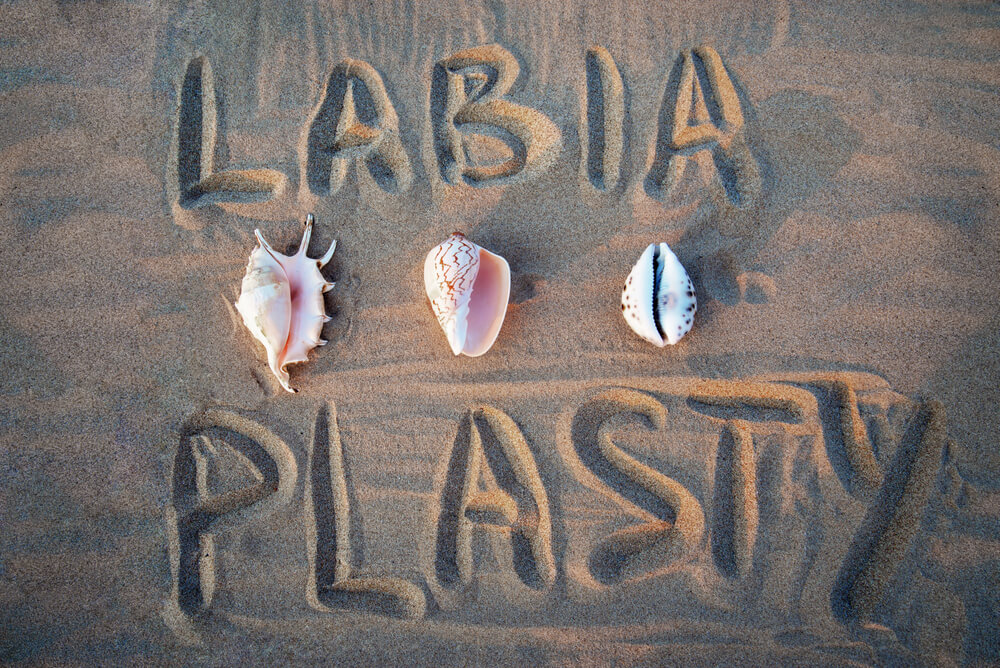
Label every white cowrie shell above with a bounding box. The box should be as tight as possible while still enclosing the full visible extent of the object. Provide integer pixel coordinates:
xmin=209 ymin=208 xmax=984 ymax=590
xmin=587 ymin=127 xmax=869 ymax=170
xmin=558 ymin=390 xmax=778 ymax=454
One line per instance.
xmin=621 ymin=243 xmax=696 ymax=346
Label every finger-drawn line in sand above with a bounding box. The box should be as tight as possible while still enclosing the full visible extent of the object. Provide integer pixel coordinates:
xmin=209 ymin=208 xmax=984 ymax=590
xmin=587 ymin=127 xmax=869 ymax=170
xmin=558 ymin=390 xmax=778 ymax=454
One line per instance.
xmin=305 ymin=59 xmax=412 ymax=196
xmin=808 ymin=378 xmax=884 ymax=498
xmin=571 ymin=389 xmax=705 ymax=585
xmin=685 ymin=380 xmax=818 ymax=583
xmin=582 ymin=46 xmax=624 ymax=192
xmin=305 ymin=402 xmax=426 ymax=619
xmin=710 ymin=420 xmax=758 ymax=579
xmin=167 ymin=409 xmax=297 ymax=614
xmin=645 ymin=46 xmax=760 ymax=207
xmin=687 ymin=379 xmax=813 ymax=424
xmin=435 ymin=405 xmax=555 ymax=592
xmin=170 ymin=57 xmax=286 ymax=212
xmin=831 ymin=400 xmax=947 ymax=623
xmin=431 ymin=44 xmax=562 ymax=187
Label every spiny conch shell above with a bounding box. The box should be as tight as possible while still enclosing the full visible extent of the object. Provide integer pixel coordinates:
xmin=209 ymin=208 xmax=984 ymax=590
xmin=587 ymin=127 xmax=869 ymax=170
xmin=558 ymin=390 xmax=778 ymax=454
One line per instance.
xmin=424 ymin=232 xmax=511 ymax=356
xmin=235 ymin=214 xmax=336 ymax=393
xmin=621 ymin=242 xmax=696 ymax=346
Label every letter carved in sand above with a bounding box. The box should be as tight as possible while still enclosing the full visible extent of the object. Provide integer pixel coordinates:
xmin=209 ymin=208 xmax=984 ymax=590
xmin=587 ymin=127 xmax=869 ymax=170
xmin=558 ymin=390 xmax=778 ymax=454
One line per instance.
xmin=433 ymin=406 xmax=554 ymax=610
xmin=582 ymin=46 xmax=625 ymax=193
xmin=305 ymin=59 xmax=412 ymax=196
xmin=166 ymin=408 xmax=297 ymax=615
xmin=170 ymin=57 xmax=287 ymax=219
xmin=431 ymin=44 xmax=562 ymax=187
xmin=646 ymin=46 xmax=761 ymax=207
xmin=305 ymin=402 xmax=426 ymax=619
xmin=568 ymin=389 xmax=706 ymax=586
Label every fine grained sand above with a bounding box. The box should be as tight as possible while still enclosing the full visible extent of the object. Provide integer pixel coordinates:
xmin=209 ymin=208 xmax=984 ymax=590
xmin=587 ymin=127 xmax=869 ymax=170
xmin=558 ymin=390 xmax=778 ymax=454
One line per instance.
xmin=1 ymin=1 xmax=998 ymax=665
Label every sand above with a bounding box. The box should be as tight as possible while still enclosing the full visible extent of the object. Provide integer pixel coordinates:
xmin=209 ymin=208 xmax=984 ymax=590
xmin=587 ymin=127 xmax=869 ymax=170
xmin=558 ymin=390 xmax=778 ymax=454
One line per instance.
xmin=1 ymin=0 xmax=998 ymax=665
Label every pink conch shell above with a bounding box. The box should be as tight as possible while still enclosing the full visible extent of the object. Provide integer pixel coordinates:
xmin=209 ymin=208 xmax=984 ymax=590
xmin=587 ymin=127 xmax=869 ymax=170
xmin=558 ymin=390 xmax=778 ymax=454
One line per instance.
xmin=424 ymin=232 xmax=511 ymax=356
xmin=235 ymin=214 xmax=336 ymax=392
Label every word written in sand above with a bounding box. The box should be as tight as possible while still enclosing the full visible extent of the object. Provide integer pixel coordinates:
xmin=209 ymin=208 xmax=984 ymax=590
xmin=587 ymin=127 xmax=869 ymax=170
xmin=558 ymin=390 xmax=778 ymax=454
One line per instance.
xmin=166 ymin=374 xmax=948 ymax=626
xmin=170 ymin=44 xmax=759 ymax=212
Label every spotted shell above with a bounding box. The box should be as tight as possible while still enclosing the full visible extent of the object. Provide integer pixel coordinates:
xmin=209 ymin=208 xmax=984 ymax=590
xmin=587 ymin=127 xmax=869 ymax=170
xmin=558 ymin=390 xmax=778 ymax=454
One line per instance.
xmin=424 ymin=232 xmax=511 ymax=356
xmin=621 ymin=242 xmax=696 ymax=346
xmin=235 ymin=214 xmax=336 ymax=392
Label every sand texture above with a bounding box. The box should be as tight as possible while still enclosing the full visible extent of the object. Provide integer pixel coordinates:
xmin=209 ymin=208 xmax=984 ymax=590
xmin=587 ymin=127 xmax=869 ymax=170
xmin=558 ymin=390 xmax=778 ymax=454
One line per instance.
xmin=1 ymin=1 xmax=999 ymax=665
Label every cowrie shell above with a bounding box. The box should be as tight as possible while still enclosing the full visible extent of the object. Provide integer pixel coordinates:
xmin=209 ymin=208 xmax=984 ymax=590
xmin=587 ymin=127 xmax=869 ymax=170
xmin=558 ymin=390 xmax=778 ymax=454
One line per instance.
xmin=621 ymin=243 xmax=696 ymax=346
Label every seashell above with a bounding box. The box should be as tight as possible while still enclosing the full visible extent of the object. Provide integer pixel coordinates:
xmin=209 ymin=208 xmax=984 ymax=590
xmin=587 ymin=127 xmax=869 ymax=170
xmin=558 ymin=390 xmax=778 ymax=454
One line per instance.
xmin=424 ymin=232 xmax=511 ymax=356
xmin=235 ymin=214 xmax=336 ymax=392
xmin=621 ymin=242 xmax=696 ymax=346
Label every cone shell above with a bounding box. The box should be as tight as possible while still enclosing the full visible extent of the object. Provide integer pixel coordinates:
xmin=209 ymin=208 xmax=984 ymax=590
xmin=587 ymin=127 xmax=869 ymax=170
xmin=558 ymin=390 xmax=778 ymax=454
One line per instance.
xmin=235 ymin=215 xmax=336 ymax=392
xmin=424 ymin=233 xmax=511 ymax=356
xmin=621 ymin=242 xmax=696 ymax=346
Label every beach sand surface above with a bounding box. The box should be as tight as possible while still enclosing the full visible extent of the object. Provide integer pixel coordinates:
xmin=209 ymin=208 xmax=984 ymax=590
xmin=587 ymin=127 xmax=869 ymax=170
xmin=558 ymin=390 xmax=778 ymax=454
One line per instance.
xmin=1 ymin=1 xmax=998 ymax=664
